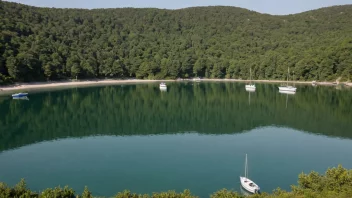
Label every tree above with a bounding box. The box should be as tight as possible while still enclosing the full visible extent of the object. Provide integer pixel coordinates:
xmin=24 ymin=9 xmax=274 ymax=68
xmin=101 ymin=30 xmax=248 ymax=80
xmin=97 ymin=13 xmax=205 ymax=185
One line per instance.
xmin=0 ymin=1 xmax=352 ymax=82
xmin=81 ymin=186 xmax=93 ymax=198
xmin=6 ymin=56 xmax=19 ymax=80
xmin=193 ymin=58 xmax=205 ymax=77
xmin=67 ymin=53 xmax=81 ymax=80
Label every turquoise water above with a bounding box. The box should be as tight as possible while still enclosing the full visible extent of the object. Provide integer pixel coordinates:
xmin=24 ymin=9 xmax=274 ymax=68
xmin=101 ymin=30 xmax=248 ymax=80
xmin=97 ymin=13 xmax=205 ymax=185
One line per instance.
xmin=0 ymin=82 xmax=352 ymax=197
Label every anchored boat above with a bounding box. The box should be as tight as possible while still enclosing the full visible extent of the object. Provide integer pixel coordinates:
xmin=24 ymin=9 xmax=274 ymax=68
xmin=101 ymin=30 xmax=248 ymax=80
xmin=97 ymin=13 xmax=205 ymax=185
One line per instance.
xmin=159 ymin=82 xmax=167 ymax=90
xmin=12 ymin=93 xmax=28 ymax=97
xmin=245 ymin=68 xmax=256 ymax=91
xmin=278 ymin=67 xmax=296 ymax=92
xmin=240 ymin=154 xmax=260 ymax=194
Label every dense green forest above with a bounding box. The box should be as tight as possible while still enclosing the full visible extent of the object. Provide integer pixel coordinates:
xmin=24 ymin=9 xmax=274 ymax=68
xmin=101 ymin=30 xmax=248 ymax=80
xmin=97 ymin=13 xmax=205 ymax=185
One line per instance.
xmin=1 ymin=2 xmax=352 ymax=84
xmin=1 ymin=165 xmax=352 ymax=197
xmin=0 ymin=83 xmax=351 ymax=151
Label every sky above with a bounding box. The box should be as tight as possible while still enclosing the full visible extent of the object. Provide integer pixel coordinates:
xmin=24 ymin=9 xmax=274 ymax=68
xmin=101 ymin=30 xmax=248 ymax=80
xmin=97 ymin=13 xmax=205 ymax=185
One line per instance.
xmin=5 ymin=0 xmax=352 ymax=15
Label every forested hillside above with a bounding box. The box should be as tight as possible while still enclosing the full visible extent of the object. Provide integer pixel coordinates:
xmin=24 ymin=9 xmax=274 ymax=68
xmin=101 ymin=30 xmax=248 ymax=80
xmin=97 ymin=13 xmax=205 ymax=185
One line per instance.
xmin=1 ymin=1 xmax=352 ymax=83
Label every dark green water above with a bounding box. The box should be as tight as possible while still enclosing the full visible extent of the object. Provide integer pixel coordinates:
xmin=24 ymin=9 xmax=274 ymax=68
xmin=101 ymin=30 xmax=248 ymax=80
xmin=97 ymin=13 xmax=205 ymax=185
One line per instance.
xmin=0 ymin=82 xmax=352 ymax=197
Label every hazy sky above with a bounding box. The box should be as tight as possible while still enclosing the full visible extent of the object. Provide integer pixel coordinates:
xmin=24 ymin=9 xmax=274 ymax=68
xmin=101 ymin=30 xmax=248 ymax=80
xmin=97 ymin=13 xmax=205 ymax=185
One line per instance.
xmin=5 ymin=0 xmax=352 ymax=15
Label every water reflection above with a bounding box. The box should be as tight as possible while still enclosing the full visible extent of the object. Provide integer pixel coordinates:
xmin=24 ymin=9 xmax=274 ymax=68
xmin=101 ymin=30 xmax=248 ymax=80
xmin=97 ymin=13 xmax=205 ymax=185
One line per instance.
xmin=12 ymin=96 xmax=30 ymax=100
xmin=0 ymin=82 xmax=351 ymax=152
xmin=1 ymin=127 xmax=352 ymax=197
xmin=278 ymin=91 xmax=294 ymax=109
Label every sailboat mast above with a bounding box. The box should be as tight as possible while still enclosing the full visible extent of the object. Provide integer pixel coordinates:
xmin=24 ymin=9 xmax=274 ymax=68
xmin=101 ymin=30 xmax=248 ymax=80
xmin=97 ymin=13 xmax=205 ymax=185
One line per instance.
xmin=293 ymin=71 xmax=295 ymax=87
xmin=287 ymin=67 xmax=289 ymax=86
xmin=250 ymin=68 xmax=252 ymax=84
xmin=245 ymin=154 xmax=248 ymax=178
xmin=247 ymin=154 xmax=249 ymax=178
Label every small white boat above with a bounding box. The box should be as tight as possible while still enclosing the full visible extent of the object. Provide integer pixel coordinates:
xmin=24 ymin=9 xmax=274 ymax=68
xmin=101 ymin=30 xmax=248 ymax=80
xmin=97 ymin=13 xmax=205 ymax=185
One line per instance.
xmin=159 ymin=82 xmax=167 ymax=90
xmin=278 ymin=67 xmax=296 ymax=93
xmin=245 ymin=68 xmax=256 ymax=91
xmin=12 ymin=93 xmax=28 ymax=97
xmin=240 ymin=154 xmax=260 ymax=194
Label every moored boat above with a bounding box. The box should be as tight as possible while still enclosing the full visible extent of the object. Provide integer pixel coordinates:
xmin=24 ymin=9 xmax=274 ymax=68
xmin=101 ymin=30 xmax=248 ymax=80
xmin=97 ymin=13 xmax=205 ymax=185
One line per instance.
xmin=278 ymin=67 xmax=296 ymax=93
xmin=159 ymin=82 xmax=167 ymax=90
xmin=245 ymin=68 xmax=256 ymax=91
xmin=245 ymin=84 xmax=256 ymax=91
xmin=11 ymin=93 xmax=28 ymax=97
xmin=240 ymin=154 xmax=260 ymax=194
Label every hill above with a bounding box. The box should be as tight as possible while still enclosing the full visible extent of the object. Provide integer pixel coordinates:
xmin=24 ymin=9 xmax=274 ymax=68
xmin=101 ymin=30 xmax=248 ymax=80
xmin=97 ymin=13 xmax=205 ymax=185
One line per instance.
xmin=0 ymin=2 xmax=352 ymax=83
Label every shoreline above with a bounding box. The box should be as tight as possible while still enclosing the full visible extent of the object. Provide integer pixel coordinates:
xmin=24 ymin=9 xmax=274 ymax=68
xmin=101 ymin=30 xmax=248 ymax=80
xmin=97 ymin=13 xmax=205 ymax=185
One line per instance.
xmin=0 ymin=78 xmax=351 ymax=93
xmin=201 ymin=79 xmax=351 ymax=85
xmin=0 ymin=79 xmax=175 ymax=95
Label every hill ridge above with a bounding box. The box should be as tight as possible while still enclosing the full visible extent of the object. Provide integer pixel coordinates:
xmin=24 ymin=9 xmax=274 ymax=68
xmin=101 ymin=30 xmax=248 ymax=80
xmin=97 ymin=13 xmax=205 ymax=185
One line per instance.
xmin=3 ymin=1 xmax=352 ymax=15
xmin=0 ymin=1 xmax=351 ymax=84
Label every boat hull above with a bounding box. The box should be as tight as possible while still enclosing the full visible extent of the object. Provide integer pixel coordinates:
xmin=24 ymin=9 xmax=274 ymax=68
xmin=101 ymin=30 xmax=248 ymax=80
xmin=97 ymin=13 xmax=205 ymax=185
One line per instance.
xmin=11 ymin=93 xmax=28 ymax=97
xmin=240 ymin=186 xmax=252 ymax=196
xmin=278 ymin=87 xmax=296 ymax=92
xmin=245 ymin=85 xmax=256 ymax=91
xmin=240 ymin=177 xmax=260 ymax=194
xmin=159 ymin=82 xmax=167 ymax=90
xmin=279 ymin=90 xmax=296 ymax=95
xmin=12 ymin=96 xmax=29 ymax=100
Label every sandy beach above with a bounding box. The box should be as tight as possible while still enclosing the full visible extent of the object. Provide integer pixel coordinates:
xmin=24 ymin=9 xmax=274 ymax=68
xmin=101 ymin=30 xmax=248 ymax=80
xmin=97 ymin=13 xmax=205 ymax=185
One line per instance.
xmin=0 ymin=79 xmax=175 ymax=93
xmin=0 ymin=78 xmax=350 ymax=94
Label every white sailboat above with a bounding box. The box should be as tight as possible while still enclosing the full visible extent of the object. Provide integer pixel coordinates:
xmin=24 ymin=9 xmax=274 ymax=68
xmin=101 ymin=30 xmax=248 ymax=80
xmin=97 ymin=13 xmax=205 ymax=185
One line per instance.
xmin=159 ymin=82 xmax=167 ymax=90
xmin=278 ymin=67 xmax=296 ymax=92
xmin=245 ymin=68 xmax=256 ymax=91
xmin=240 ymin=154 xmax=260 ymax=194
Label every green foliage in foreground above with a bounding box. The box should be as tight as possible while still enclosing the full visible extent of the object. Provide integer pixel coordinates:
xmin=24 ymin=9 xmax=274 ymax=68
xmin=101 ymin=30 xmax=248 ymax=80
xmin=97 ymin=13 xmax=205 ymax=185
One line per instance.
xmin=1 ymin=165 xmax=351 ymax=198
xmin=1 ymin=1 xmax=352 ymax=84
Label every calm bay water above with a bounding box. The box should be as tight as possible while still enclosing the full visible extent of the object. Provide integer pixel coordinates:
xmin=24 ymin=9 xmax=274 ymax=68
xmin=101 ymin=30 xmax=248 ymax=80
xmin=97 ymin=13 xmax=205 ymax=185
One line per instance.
xmin=0 ymin=82 xmax=352 ymax=197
